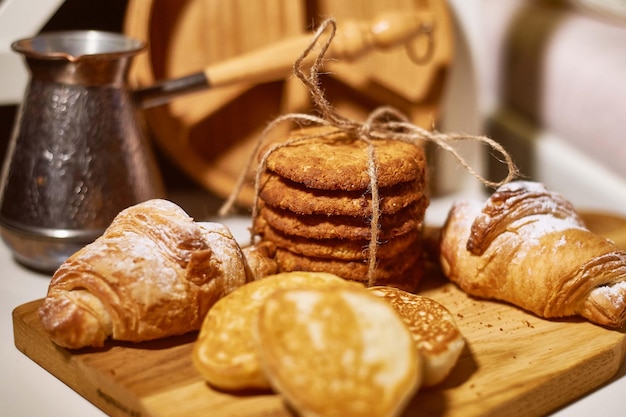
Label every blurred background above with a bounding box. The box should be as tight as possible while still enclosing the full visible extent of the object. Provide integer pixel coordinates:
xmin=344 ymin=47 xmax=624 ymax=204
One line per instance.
xmin=1 ymin=0 xmax=625 ymax=217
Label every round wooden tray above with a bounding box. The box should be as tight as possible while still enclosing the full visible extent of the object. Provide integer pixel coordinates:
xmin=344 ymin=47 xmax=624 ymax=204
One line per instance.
xmin=123 ymin=0 xmax=453 ymax=207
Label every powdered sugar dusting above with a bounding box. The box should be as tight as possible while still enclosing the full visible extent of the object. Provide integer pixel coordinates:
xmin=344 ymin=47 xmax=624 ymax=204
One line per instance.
xmin=198 ymin=222 xmax=239 ymax=262
xmin=591 ymin=281 xmax=626 ymax=308
xmin=197 ymin=222 xmax=247 ymax=291
xmin=509 ymin=214 xmax=586 ymax=261
xmin=499 ymin=180 xmax=547 ymax=193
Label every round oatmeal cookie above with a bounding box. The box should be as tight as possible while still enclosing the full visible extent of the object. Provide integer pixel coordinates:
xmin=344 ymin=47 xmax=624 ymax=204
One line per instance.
xmin=263 ymin=126 xmax=427 ymax=191
xmin=255 ymin=199 xmax=427 ymax=241
xmin=258 ymin=223 xmax=421 ymax=260
xmin=274 ymin=240 xmax=425 ymax=292
xmin=258 ymin=172 xmax=426 ymax=216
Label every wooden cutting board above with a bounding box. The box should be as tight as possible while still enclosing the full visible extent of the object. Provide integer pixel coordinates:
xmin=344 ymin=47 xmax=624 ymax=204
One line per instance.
xmin=12 ymin=211 xmax=626 ymax=417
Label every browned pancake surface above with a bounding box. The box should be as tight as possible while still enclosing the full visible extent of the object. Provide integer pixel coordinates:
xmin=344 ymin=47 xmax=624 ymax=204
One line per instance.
xmin=369 ymin=286 xmax=465 ymax=386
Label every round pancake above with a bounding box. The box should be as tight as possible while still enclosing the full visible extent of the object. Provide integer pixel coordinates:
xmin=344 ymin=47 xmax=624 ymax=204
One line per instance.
xmin=256 ymin=198 xmax=427 ymax=241
xmin=192 ymin=271 xmax=357 ymax=391
xmin=368 ymin=286 xmax=465 ymax=386
xmin=257 ymin=223 xmax=420 ymax=260
xmin=254 ymin=286 xmax=421 ymax=417
xmin=258 ymin=172 xmax=426 ymax=216
xmin=263 ymin=126 xmax=427 ymax=191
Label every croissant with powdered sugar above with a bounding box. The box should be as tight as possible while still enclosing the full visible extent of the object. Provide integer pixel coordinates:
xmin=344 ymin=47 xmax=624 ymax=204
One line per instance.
xmin=39 ymin=199 xmax=276 ymax=349
xmin=440 ymin=181 xmax=626 ymax=328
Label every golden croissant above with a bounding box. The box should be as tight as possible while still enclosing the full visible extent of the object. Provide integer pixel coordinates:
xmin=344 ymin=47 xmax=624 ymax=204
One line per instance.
xmin=39 ymin=199 xmax=276 ymax=349
xmin=440 ymin=181 xmax=626 ymax=328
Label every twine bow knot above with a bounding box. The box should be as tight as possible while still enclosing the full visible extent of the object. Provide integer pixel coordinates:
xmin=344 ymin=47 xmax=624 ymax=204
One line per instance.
xmin=220 ymin=18 xmax=518 ymax=287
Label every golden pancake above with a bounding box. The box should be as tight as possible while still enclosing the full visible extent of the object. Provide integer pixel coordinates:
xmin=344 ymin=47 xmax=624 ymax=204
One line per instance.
xmin=192 ymin=271 xmax=357 ymax=391
xmin=369 ymin=286 xmax=465 ymax=386
xmin=254 ymin=286 xmax=421 ymax=417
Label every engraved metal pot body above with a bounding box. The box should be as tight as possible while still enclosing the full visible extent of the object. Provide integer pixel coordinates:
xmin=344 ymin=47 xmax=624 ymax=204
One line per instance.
xmin=0 ymin=31 xmax=165 ymax=272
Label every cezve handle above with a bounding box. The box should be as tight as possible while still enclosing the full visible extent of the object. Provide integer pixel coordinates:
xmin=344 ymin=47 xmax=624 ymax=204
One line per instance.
xmin=135 ymin=10 xmax=434 ymax=108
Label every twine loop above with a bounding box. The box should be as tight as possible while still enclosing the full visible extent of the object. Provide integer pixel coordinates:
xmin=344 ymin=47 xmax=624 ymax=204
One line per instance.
xmin=220 ymin=18 xmax=518 ymax=287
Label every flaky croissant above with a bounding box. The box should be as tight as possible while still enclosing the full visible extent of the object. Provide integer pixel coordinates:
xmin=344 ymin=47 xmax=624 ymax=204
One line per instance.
xmin=39 ymin=199 xmax=275 ymax=349
xmin=440 ymin=181 xmax=626 ymax=328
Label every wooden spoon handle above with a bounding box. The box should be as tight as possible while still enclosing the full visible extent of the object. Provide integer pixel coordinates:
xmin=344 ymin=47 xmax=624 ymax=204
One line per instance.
xmin=136 ymin=11 xmax=433 ymax=108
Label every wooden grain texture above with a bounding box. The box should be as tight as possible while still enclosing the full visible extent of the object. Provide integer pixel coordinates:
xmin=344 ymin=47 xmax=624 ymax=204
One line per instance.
xmin=13 ymin=277 xmax=626 ymax=417
xmin=13 ymin=210 xmax=626 ymax=417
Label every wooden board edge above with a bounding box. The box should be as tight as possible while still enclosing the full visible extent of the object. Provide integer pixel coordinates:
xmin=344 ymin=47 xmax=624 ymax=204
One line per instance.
xmin=489 ymin=340 xmax=626 ymax=417
xmin=415 ymin=279 xmax=626 ymax=417
xmin=12 ymin=300 xmax=151 ymax=417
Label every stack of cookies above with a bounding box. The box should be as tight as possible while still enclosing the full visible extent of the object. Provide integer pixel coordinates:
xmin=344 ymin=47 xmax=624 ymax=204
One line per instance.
xmin=253 ymin=126 xmax=429 ymax=291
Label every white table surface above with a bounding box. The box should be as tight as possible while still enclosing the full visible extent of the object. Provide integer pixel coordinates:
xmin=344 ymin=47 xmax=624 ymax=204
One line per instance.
xmin=2 ymin=194 xmax=625 ymax=416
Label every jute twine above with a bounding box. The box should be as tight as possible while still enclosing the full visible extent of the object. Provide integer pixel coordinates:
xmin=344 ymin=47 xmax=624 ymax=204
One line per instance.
xmin=220 ymin=18 xmax=518 ymax=287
